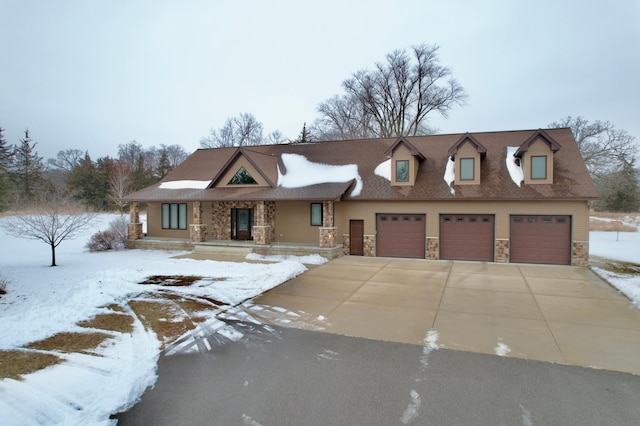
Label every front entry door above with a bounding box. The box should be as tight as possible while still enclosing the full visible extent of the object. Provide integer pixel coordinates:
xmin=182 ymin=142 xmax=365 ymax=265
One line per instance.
xmin=350 ymin=220 xmax=364 ymax=255
xmin=231 ymin=208 xmax=254 ymax=240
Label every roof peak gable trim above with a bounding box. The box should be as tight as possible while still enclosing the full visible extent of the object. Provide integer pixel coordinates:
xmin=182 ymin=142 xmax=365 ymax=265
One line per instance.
xmin=384 ymin=137 xmax=426 ymax=160
xmin=208 ymin=147 xmax=276 ymax=188
xmin=447 ymin=133 xmax=487 ymax=158
xmin=514 ymin=129 xmax=561 ymax=157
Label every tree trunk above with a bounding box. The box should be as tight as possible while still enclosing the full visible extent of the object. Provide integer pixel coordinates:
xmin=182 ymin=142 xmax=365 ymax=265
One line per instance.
xmin=50 ymin=243 xmax=57 ymax=267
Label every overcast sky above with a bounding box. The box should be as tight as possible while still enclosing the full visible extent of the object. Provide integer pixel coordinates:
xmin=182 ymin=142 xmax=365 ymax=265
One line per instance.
xmin=1 ymin=0 xmax=639 ymax=161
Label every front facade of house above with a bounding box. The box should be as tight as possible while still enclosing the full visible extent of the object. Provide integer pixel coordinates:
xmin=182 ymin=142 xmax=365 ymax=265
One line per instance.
xmin=124 ymin=128 xmax=598 ymax=266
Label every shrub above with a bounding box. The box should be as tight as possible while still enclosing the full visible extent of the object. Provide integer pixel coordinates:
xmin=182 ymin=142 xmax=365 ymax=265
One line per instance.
xmin=86 ymin=216 xmax=129 ymax=252
xmin=0 ymin=273 xmax=8 ymax=296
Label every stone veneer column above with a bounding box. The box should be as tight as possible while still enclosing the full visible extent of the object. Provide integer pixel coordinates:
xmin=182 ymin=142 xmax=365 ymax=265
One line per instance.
xmin=319 ymin=201 xmax=337 ymax=248
xmin=127 ymin=202 xmax=143 ymax=240
xmin=572 ymin=241 xmax=589 ymax=266
xmin=495 ymin=239 xmax=509 ymax=263
xmin=253 ymin=201 xmax=271 ymax=245
xmin=319 ymin=227 xmax=337 ymax=248
xmin=363 ymin=235 xmax=375 ymax=256
xmin=342 ymin=234 xmax=350 ymax=255
xmin=426 ymin=237 xmax=439 ymax=260
xmin=190 ymin=201 xmax=207 ymax=242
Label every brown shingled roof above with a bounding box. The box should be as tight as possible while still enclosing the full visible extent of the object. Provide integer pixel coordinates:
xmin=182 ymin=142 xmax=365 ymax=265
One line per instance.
xmin=124 ymin=128 xmax=598 ymax=203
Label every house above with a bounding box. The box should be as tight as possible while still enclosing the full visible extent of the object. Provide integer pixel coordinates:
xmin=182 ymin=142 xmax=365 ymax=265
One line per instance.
xmin=123 ymin=128 xmax=598 ymax=266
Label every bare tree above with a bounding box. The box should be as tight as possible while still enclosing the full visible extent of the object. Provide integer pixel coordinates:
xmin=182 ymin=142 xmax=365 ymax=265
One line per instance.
xmin=162 ymin=144 xmax=189 ymax=168
xmin=549 ymin=116 xmax=638 ymax=178
xmin=266 ymin=130 xmax=287 ymax=145
xmin=47 ymin=149 xmax=84 ymax=171
xmin=0 ymin=192 xmax=94 ymax=266
xmin=108 ymin=161 xmax=131 ymax=215
xmin=200 ymin=113 xmax=264 ymax=148
xmin=315 ymin=43 xmax=466 ymax=140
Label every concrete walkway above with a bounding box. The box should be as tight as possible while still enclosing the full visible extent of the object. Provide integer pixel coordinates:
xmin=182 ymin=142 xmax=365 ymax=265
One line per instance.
xmin=250 ymin=256 xmax=640 ymax=375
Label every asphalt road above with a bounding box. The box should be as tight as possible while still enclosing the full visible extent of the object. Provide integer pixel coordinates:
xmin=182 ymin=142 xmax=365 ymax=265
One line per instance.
xmin=118 ymin=320 xmax=640 ymax=425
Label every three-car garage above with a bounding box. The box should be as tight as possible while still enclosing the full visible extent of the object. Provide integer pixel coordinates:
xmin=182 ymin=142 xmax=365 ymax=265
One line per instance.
xmin=373 ymin=212 xmax=572 ymax=265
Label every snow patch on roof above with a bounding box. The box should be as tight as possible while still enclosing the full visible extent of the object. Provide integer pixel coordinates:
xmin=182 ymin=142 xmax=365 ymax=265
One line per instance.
xmin=443 ymin=157 xmax=455 ymax=194
xmin=277 ymin=153 xmax=363 ymax=196
xmin=506 ymin=147 xmax=524 ymax=187
xmin=374 ymin=159 xmax=391 ymax=181
xmin=159 ymin=180 xmax=211 ymax=189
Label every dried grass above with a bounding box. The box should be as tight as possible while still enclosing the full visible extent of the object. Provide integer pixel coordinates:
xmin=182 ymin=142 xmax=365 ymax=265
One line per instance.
xmin=26 ymin=332 xmax=112 ymax=354
xmin=139 ymin=275 xmax=203 ymax=286
xmin=589 ymin=219 xmax=637 ymax=232
xmin=128 ymin=300 xmax=199 ymax=349
xmin=0 ymin=350 xmax=62 ymax=380
xmin=78 ymin=313 xmax=135 ymax=334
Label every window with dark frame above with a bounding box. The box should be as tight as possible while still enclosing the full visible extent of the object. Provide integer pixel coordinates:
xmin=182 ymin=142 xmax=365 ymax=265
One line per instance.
xmin=161 ymin=203 xmax=187 ymax=230
xmin=310 ymin=203 xmax=323 ymax=226
xmin=460 ymin=158 xmax=475 ymax=181
xmin=396 ymin=160 xmax=409 ymax=182
xmin=531 ymin=156 xmax=547 ymax=180
xmin=228 ymin=166 xmax=258 ymax=185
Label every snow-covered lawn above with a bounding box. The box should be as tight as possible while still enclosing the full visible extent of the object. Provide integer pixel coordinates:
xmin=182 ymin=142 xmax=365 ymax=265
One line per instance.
xmin=0 ymin=214 xmax=310 ymax=425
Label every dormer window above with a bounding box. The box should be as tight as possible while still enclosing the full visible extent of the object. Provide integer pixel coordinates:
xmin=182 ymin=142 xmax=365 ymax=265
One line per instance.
xmin=460 ymin=158 xmax=475 ymax=181
xmin=515 ymin=130 xmax=560 ymax=185
xmin=384 ymin=138 xmax=426 ymax=187
xmin=447 ymin=133 xmax=486 ymax=186
xmin=396 ymin=160 xmax=409 ymax=182
xmin=531 ymin=156 xmax=547 ymax=180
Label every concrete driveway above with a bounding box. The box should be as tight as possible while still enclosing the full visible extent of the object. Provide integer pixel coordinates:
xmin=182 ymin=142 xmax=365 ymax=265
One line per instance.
xmin=249 ymin=256 xmax=640 ymax=375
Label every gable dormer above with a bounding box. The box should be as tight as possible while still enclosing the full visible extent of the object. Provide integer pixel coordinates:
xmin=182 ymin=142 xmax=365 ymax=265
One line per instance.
xmin=447 ymin=133 xmax=487 ymax=185
xmin=384 ymin=138 xmax=426 ymax=186
xmin=209 ymin=148 xmax=276 ymax=188
xmin=514 ymin=130 xmax=560 ymax=185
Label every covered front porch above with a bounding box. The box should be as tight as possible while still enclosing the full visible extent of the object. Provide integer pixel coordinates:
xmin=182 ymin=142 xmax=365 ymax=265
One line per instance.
xmin=126 ymin=238 xmax=344 ymax=260
xmin=126 ymin=200 xmax=343 ymax=259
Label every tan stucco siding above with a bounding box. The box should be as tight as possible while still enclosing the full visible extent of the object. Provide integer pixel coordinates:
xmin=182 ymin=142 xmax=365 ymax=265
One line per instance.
xmin=147 ymin=202 xmax=192 ymax=239
xmin=274 ymin=201 xmax=319 ymax=244
xmin=334 ymin=200 xmax=589 ymax=242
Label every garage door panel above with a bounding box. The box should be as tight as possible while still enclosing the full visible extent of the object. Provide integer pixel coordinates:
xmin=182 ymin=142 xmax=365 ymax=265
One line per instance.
xmin=510 ymin=215 xmax=570 ymax=265
xmin=440 ymin=215 xmax=494 ymax=262
xmin=376 ymin=214 xmax=425 ymax=259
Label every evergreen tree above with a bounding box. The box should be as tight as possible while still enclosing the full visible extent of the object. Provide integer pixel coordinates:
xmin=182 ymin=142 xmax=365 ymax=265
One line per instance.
xmin=156 ymin=148 xmax=171 ymax=179
xmin=291 ymin=123 xmax=312 ymax=144
xmin=0 ymin=127 xmax=14 ymax=211
xmin=10 ymin=129 xmax=44 ymax=204
xmin=68 ymin=153 xmax=107 ymax=211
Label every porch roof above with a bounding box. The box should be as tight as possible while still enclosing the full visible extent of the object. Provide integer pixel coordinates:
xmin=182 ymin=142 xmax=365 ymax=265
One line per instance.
xmin=123 ymin=181 xmax=353 ymax=202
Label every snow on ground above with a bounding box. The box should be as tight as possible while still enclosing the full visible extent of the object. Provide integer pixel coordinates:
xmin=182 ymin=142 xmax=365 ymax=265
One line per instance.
xmin=0 ymin=213 xmax=307 ymax=425
xmin=245 ymin=253 xmax=328 ymax=265
xmin=590 ymin=224 xmax=640 ymax=308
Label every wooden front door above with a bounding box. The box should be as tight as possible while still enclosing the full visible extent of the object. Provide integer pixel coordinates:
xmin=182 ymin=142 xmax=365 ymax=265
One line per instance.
xmin=231 ymin=208 xmax=254 ymax=240
xmin=350 ymin=220 xmax=364 ymax=255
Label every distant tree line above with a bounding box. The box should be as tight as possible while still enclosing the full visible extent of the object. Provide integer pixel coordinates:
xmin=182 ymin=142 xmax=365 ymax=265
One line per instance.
xmin=549 ymin=116 xmax=639 ymax=212
xmin=0 ymin=127 xmax=188 ymax=213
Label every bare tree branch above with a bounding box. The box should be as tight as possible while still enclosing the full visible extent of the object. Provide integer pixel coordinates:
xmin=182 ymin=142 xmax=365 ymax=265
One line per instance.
xmin=1 ymin=195 xmax=94 ymax=266
xmin=316 ymin=43 xmax=467 ymax=140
